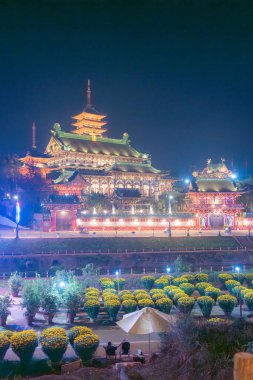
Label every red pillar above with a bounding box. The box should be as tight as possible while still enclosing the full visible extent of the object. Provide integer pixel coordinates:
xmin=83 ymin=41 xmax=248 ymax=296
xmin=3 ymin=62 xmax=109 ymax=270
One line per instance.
xmin=50 ymin=210 xmax=57 ymax=232
xmin=71 ymin=210 xmax=77 ymax=231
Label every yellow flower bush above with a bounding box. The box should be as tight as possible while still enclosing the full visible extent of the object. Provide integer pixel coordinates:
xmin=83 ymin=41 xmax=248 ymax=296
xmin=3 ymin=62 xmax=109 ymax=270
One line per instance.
xmin=121 ymin=293 xmax=135 ymax=302
xmin=104 ymin=299 xmax=121 ymax=308
xmin=225 ymin=280 xmax=240 ymax=292
xmin=68 ymin=326 xmax=93 ymax=344
xmin=179 ymin=282 xmax=195 ymax=296
xmin=135 ymin=292 xmax=151 ymax=301
xmin=84 ymin=299 xmax=100 ymax=320
xmin=113 ymin=277 xmax=126 ymax=290
xmin=99 ymin=278 xmax=114 ymax=289
xmin=0 ymin=333 xmax=10 ymax=349
xmin=196 ymin=282 xmax=211 ymax=296
xmin=172 ymin=291 xmax=187 ymax=305
xmin=40 ymin=327 xmax=67 ymax=344
xmin=244 ymin=292 xmax=253 ymax=311
xmin=195 ymin=273 xmax=209 ymax=282
xmin=102 ymin=288 xmax=117 ymax=295
xmin=85 ymin=287 xmax=99 ymax=295
xmin=155 ymin=298 xmax=172 ymax=314
xmin=122 ymin=299 xmax=137 ymax=313
xmin=177 ymin=296 xmax=195 ymax=314
xmin=0 ymin=330 xmax=13 ymax=339
xmin=104 ymin=299 xmax=121 ymax=320
xmin=217 ymin=294 xmax=237 ymax=316
xmin=150 ymin=289 xmax=165 ymax=295
xmin=164 ymin=285 xmax=180 ymax=298
xmin=0 ymin=333 xmax=10 ymax=360
xmin=141 ymin=275 xmax=155 ymax=290
xmin=11 ymin=330 xmax=38 ymax=362
xmin=41 ymin=335 xmax=68 ymax=350
xmin=73 ymin=333 xmax=100 ymax=363
xmin=172 ymin=277 xmax=189 ymax=286
xmin=151 ymin=293 xmax=168 ymax=301
xmin=138 ymin=298 xmax=155 ymax=309
xmin=155 ymin=278 xmax=169 ymax=289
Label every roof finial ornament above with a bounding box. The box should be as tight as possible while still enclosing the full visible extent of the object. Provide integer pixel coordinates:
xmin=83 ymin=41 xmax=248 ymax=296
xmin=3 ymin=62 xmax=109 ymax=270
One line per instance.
xmin=87 ymin=79 xmax=91 ymax=106
xmin=32 ymin=122 xmax=36 ymax=149
xmin=207 ymin=158 xmax=212 ymax=165
xmin=221 ymin=157 xmax=225 ymax=164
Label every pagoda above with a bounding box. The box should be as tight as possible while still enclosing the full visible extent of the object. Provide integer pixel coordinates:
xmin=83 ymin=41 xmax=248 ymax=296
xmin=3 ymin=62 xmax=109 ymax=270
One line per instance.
xmin=187 ymin=159 xmax=243 ymax=229
xmin=71 ymin=80 xmax=107 ymax=139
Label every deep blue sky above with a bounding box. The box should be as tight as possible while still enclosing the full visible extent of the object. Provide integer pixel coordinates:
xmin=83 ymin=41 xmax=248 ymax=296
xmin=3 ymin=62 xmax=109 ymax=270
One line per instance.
xmin=0 ymin=0 xmax=252 ymax=177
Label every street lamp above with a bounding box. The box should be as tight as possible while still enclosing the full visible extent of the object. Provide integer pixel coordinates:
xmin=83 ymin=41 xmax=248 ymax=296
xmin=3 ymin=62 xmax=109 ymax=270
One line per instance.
xmin=235 ymin=266 xmax=242 ymax=318
xmin=166 ymin=267 xmax=172 ymax=285
xmin=14 ymin=195 xmax=20 ymax=239
xmin=167 ymin=195 xmax=173 ymax=238
xmin=115 ymin=271 xmax=120 ymax=292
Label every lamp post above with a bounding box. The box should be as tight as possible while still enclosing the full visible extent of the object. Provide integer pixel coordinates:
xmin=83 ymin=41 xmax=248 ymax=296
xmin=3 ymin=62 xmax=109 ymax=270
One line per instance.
xmin=235 ymin=266 xmax=242 ymax=318
xmin=115 ymin=271 xmax=120 ymax=293
xmin=166 ymin=267 xmax=171 ymax=285
xmin=14 ymin=195 xmax=20 ymax=239
xmin=167 ymin=195 xmax=173 ymax=238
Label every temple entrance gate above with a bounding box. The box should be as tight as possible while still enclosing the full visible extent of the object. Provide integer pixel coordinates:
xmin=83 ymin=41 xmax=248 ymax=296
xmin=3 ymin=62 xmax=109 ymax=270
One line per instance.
xmin=209 ymin=214 xmax=224 ymax=229
xmin=56 ymin=211 xmax=73 ymax=231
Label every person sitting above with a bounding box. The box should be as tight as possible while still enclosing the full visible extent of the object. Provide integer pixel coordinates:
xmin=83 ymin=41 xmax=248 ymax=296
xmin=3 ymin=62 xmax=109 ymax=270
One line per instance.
xmin=104 ymin=341 xmax=118 ymax=360
xmin=119 ymin=339 xmax=131 ymax=359
xmin=133 ymin=348 xmax=145 ymax=364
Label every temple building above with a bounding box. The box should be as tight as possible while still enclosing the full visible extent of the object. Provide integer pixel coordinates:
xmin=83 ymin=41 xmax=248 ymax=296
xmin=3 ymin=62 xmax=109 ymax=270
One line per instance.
xmin=20 ymin=81 xmax=173 ymax=200
xmin=187 ymin=159 xmax=243 ymax=229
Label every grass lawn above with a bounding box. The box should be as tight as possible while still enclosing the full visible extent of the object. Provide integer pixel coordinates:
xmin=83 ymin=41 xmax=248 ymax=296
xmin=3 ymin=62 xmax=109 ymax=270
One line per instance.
xmin=0 ymin=236 xmax=239 ymax=254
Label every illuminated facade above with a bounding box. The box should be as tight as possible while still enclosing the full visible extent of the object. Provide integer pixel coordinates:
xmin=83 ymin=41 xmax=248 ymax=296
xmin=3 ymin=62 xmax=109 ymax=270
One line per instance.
xmin=20 ymin=81 xmax=173 ymax=199
xmin=187 ymin=159 xmax=243 ymax=229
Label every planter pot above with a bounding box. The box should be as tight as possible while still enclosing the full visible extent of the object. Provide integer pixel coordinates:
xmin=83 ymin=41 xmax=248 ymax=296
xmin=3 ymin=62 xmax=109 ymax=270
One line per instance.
xmin=42 ymin=347 xmax=66 ymax=363
xmin=14 ymin=345 xmax=37 ymax=363
xmin=67 ymin=312 xmax=76 ymax=324
xmin=0 ymin=315 xmax=8 ymax=327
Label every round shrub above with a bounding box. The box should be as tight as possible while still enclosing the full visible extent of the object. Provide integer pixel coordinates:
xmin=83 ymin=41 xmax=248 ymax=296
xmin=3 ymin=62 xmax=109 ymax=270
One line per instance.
xmin=122 ymin=300 xmax=138 ymax=314
xmin=179 ymin=283 xmax=195 ymax=296
xmin=84 ymin=299 xmax=100 ymax=320
xmin=217 ymin=294 xmax=237 ymax=316
xmin=68 ymin=326 xmax=93 ymax=345
xmin=113 ymin=278 xmax=126 ymax=291
xmin=231 ymin=285 xmax=246 ymax=297
xmin=154 ymin=278 xmax=168 ymax=289
xmin=197 ymin=296 xmax=215 ymax=318
xmin=172 ymin=291 xmax=187 ymax=306
xmin=99 ymin=278 xmax=114 ymax=290
xmin=85 ymin=287 xmax=99 ymax=295
xmin=121 ymin=293 xmax=135 ymax=302
xmin=150 ymin=289 xmax=165 ymax=296
xmin=40 ymin=327 xmax=67 ymax=342
xmin=133 ymin=289 xmax=149 ymax=296
xmin=164 ymin=285 xmax=180 ymax=298
xmin=177 ymin=296 xmax=195 ymax=314
xmin=172 ymin=277 xmax=189 ymax=286
xmin=195 ymin=273 xmax=209 ymax=283
xmin=151 ymin=293 xmax=168 ymax=301
xmin=104 ymin=299 xmax=121 ymax=321
xmin=244 ymin=292 xmax=253 ymax=311
xmin=0 ymin=330 xmax=13 ymax=339
xmin=103 ymin=293 xmax=119 ymax=301
xmin=225 ymin=280 xmax=240 ymax=292
xmin=196 ymin=282 xmax=211 ymax=296
xmin=41 ymin=335 xmax=68 ymax=363
xmin=102 ymin=288 xmax=117 ymax=295
xmin=218 ymin=273 xmax=233 ymax=288
xmin=141 ymin=276 xmax=155 ymax=291
xmin=244 ymin=273 xmax=253 ymax=286
xmin=181 ymin=274 xmax=195 ymax=283
xmin=204 ymin=286 xmax=221 ymax=303
xmin=11 ymin=330 xmax=38 ymax=363
xmin=155 ymin=298 xmax=172 ymax=314
xmin=73 ymin=333 xmax=99 ymax=364
xmin=138 ymin=298 xmax=155 ymax=309
xmin=118 ymin=290 xmax=132 ymax=300
xmin=0 ymin=333 xmax=10 ymax=360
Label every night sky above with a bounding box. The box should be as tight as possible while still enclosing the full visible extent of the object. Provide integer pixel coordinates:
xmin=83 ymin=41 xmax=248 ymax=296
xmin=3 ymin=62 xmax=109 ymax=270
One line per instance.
xmin=0 ymin=0 xmax=253 ymax=178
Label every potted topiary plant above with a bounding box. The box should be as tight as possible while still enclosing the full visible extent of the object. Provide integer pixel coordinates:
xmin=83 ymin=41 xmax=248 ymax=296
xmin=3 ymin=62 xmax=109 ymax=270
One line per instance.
xmin=73 ymin=333 xmax=99 ymax=365
xmin=11 ymin=330 xmax=38 ymax=364
xmin=197 ymin=296 xmax=215 ymax=318
xmin=40 ymin=328 xmax=68 ymax=367
xmin=68 ymin=326 xmax=93 ymax=346
xmin=63 ymin=283 xmax=83 ymax=323
xmin=8 ymin=273 xmax=23 ymax=297
xmin=155 ymin=297 xmax=173 ymax=314
xmin=40 ymin=291 xmax=59 ymax=325
xmin=217 ymin=294 xmax=237 ymax=317
xmin=104 ymin=299 xmax=121 ymax=321
xmin=21 ymin=282 xmax=40 ymax=325
xmin=122 ymin=299 xmax=138 ymax=314
xmin=0 ymin=295 xmax=11 ymax=326
xmin=141 ymin=275 xmax=155 ymax=291
xmin=177 ymin=296 xmax=195 ymax=315
xmin=84 ymin=299 xmax=100 ymax=322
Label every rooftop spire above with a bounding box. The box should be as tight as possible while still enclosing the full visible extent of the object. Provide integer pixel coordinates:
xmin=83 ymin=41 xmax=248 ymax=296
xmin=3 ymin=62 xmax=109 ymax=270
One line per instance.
xmin=87 ymin=79 xmax=91 ymax=106
xmin=32 ymin=122 xmax=36 ymax=149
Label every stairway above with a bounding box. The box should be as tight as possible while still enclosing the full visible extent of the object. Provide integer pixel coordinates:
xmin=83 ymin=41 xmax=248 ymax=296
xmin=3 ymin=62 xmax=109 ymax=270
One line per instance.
xmin=234 ymin=236 xmax=253 ymax=250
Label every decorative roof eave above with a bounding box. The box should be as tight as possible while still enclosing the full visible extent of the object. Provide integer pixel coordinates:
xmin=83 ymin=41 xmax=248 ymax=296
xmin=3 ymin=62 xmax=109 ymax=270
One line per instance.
xmin=73 ymin=111 xmax=106 ymax=121
xmin=106 ymin=161 xmax=162 ymax=175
